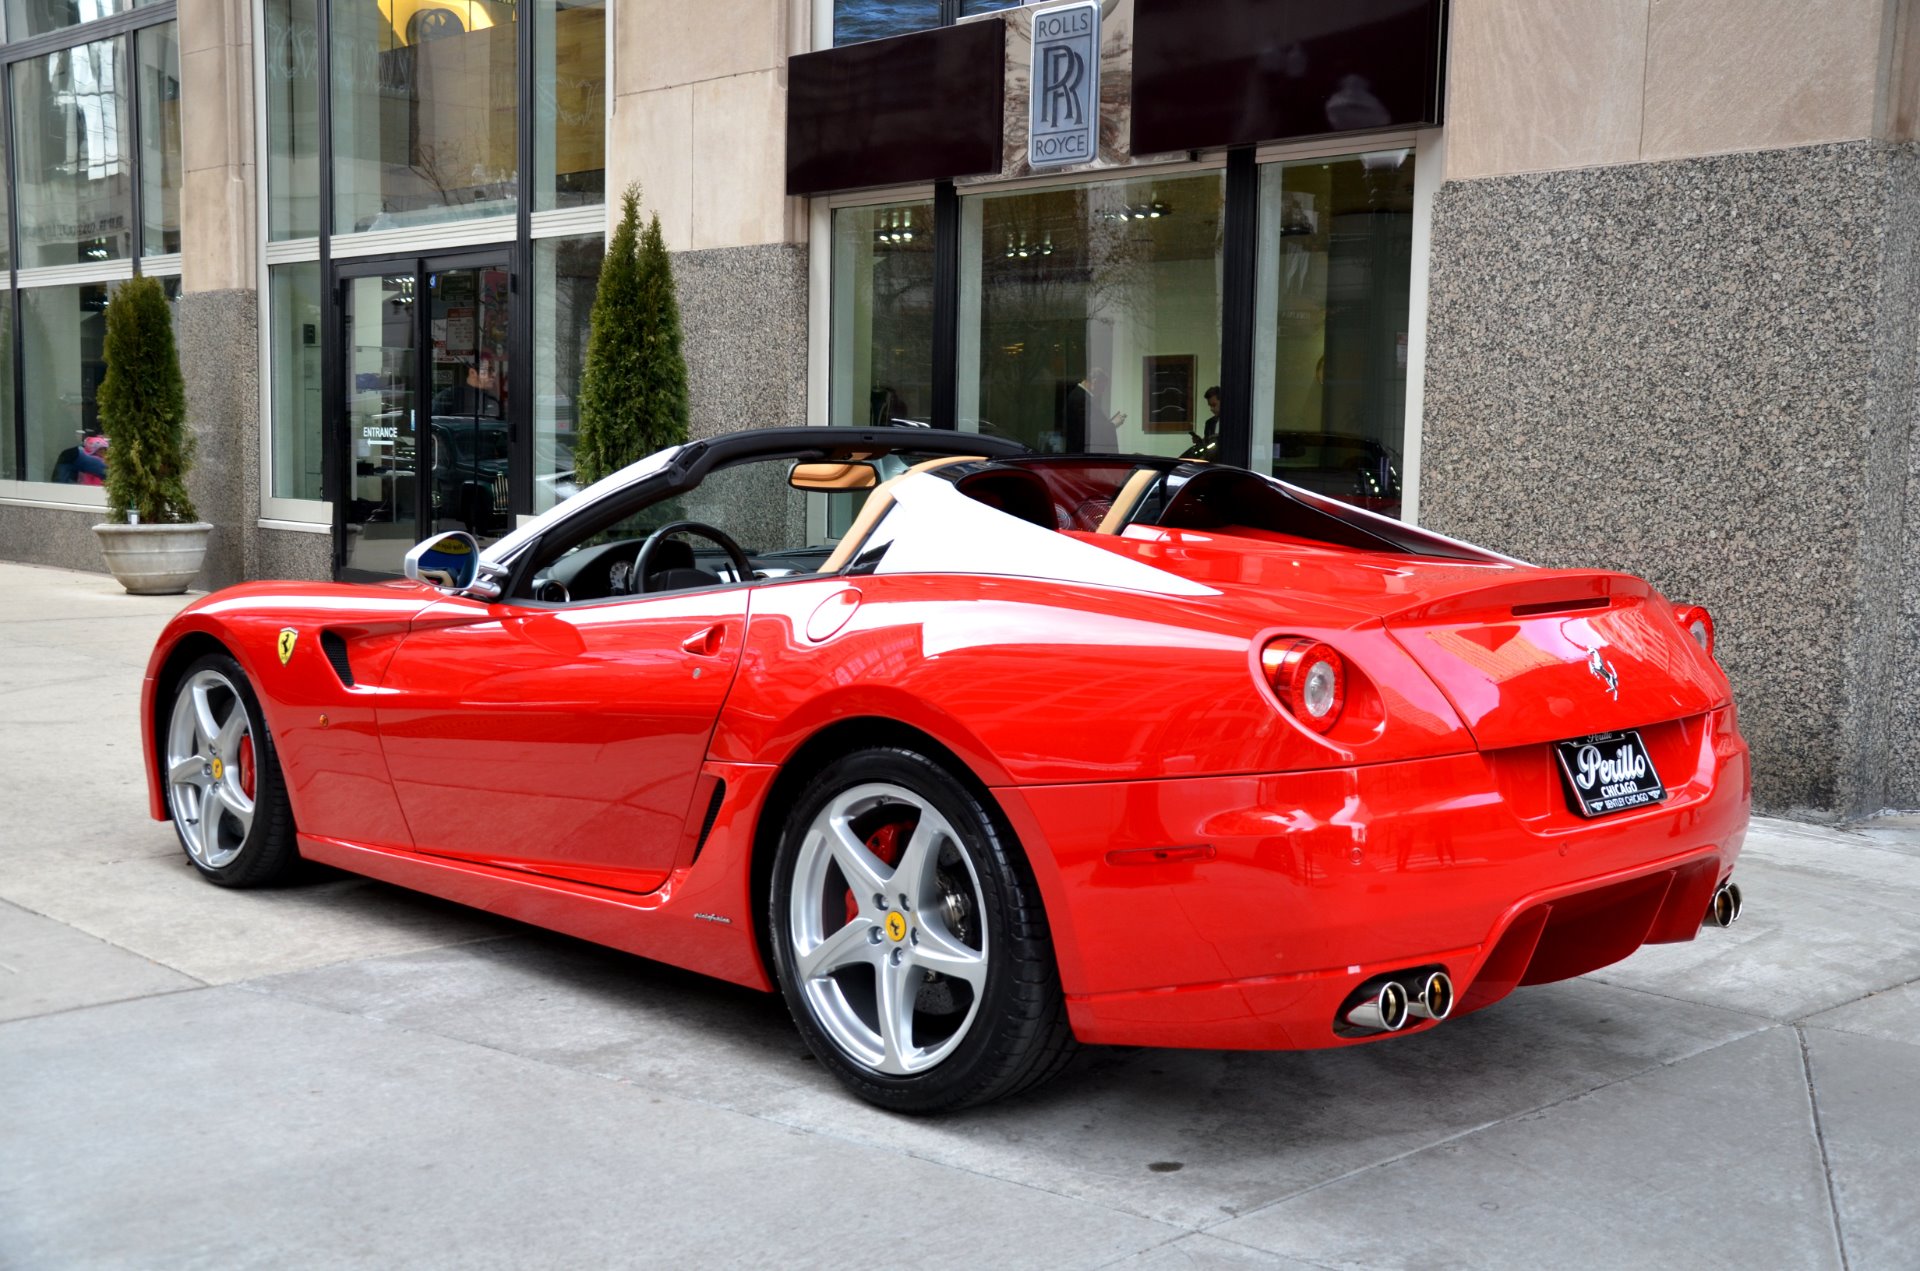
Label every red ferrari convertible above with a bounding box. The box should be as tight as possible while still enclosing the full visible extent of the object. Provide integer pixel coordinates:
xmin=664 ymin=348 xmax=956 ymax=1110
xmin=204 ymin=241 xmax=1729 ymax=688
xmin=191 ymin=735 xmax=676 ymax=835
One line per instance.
xmin=142 ymin=427 xmax=1749 ymax=1110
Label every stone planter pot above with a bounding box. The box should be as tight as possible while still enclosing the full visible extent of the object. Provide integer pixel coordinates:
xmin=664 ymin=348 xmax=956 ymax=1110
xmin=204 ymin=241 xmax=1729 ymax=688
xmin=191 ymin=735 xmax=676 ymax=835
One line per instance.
xmin=93 ymin=521 xmax=213 ymax=595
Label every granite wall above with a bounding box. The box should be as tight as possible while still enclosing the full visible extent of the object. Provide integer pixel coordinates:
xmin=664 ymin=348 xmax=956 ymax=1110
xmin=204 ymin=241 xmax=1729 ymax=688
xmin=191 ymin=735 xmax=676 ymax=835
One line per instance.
xmin=0 ymin=503 xmax=109 ymax=575
xmin=174 ymin=288 xmax=261 ymax=591
xmin=1421 ymin=140 xmax=1920 ymax=818
xmin=672 ymin=243 xmax=810 ymax=439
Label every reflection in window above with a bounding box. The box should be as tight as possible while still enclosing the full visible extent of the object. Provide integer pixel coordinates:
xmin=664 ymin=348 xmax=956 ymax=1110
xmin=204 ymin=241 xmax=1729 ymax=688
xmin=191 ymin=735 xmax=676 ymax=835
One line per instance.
xmin=830 ymin=201 xmax=934 ymax=428
xmin=269 ymin=262 xmax=325 ymax=501
xmin=532 ymin=234 xmax=602 ymax=512
xmin=958 ymin=172 xmax=1223 ymax=457
xmin=264 ymin=0 xmax=321 ymax=240
xmin=534 ymin=0 xmax=606 ymax=211
xmin=958 ymin=1 xmax=1026 ymax=15
xmin=1251 ymin=150 xmax=1414 ymax=518
xmin=331 ymin=0 xmax=519 ymax=233
xmin=20 ymin=282 xmax=111 ymax=485
xmin=136 ymin=22 xmax=180 ymax=255
xmin=12 ymin=37 xmax=132 ymax=268
xmin=3 ymin=0 xmax=141 ymax=41
xmin=834 ymin=0 xmax=940 ymax=46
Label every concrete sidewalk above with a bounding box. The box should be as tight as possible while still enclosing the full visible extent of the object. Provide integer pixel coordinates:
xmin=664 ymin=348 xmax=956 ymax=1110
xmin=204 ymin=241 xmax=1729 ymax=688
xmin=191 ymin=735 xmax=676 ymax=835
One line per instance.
xmin=1 ymin=559 xmax=1916 ymax=1270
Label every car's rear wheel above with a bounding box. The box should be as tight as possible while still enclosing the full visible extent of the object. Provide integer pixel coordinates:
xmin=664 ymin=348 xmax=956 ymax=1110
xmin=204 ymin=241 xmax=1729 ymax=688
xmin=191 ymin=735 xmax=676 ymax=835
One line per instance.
xmin=769 ymin=747 xmax=1074 ymax=1112
xmin=163 ymin=653 xmax=299 ymax=887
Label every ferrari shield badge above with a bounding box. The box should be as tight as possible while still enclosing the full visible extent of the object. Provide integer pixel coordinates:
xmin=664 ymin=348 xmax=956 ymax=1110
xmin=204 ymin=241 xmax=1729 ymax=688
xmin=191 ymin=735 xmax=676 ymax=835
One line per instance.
xmin=885 ymin=912 xmax=908 ymax=942
xmin=277 ymin=628 xmax=298 ymax=666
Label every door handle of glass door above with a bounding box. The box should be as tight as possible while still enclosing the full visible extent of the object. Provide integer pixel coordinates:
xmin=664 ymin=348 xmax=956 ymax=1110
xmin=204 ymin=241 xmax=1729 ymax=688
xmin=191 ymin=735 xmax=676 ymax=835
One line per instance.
xmin=680 ymin=624 xmax=725 ymax=656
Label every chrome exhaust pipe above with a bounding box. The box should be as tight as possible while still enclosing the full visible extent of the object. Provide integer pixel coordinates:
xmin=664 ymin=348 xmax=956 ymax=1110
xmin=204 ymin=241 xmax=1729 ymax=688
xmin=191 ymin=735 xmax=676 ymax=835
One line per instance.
xmin=1704 ymin=881 xmax=1743 ymax=928
xmin=1344 ymin=978 xmax=1410 ymax=1033
xmin=1403 ymin=970 xmax=1455 ymax=1021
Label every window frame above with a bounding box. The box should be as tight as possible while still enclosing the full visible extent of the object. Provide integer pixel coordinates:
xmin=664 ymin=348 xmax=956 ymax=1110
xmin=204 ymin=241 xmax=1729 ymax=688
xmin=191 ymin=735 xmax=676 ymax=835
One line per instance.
xmin=0 ymin=3 xmax=182 ymax=507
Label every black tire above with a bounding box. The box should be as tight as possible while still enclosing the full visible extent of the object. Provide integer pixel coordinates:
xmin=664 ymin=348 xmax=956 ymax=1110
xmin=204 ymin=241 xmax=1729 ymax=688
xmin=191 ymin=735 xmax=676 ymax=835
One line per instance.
xmin=160 ymin=652 xmax=301 ymax=888
xmin=768 ymin=746 xmax=1076 ymax=1112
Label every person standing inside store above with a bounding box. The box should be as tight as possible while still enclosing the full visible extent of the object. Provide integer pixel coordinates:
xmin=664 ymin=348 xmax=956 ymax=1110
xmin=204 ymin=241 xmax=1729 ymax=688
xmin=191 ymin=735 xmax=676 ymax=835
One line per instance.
xmin=1194 ymin=386 xmax=1222 ymax=446
xmin=1062 ymin=368 xmax=1123 ymax=453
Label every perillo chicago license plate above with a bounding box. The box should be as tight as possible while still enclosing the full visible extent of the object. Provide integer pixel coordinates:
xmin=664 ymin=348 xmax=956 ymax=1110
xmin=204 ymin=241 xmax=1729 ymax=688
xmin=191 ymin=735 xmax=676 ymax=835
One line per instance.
xmin=1554 ymin=730 xmax=1667 ymax=818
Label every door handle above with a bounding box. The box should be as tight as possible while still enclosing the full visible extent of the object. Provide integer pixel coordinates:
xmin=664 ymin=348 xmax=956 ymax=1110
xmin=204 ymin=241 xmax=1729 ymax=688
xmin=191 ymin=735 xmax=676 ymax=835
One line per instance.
xmin=680 ymin=623 xmax=726 ymax=657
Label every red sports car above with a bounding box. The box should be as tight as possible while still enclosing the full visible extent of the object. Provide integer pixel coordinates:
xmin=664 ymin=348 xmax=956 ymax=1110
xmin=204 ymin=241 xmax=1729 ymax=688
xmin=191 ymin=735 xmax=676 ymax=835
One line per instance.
xmin=142 ymin=427 xmax=1749 ymax=1111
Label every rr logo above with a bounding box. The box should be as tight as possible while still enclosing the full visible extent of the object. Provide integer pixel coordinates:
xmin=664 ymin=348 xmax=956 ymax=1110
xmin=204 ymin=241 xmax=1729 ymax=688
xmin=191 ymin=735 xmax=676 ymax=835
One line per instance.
xmin=1039 ymin=45 xmax=1086 ymax=129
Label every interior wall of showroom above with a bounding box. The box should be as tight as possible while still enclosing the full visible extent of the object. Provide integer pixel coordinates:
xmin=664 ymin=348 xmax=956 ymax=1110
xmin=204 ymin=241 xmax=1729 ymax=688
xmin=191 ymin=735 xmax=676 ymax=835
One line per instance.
xmin=1418 ymin=0 xmax=1920 ymax=817
xmin=608 ymin=0 xmax=815 ymax=444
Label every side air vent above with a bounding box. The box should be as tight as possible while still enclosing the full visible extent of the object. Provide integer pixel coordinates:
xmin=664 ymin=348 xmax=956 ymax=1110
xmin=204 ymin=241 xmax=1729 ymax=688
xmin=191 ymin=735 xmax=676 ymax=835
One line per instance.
xmin=691 ymin=779 xmax=726 ymax=865
xmin=319 ymin=630 xmax=355 ymax=687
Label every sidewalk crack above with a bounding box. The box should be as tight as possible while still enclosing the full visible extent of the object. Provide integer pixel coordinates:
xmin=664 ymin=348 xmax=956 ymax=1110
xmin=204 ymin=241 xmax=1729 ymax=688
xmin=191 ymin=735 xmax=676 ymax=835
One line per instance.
xmin=1797 ymin=1025 xmax=1852 ymax=1271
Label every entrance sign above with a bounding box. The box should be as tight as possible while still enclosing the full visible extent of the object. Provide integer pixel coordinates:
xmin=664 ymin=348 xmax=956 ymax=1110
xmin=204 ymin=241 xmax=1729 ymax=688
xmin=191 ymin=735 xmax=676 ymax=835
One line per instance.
xmin=1029 ymin=1 xmax=1100 ymax=169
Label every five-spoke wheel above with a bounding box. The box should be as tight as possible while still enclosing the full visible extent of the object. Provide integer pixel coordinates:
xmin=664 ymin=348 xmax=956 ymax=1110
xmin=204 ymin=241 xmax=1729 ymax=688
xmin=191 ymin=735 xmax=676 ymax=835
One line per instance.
xmin=163 ymin=653 xmax=298 ymax=886
xmin=770 ymin=747 xmax=1074 ymax=1112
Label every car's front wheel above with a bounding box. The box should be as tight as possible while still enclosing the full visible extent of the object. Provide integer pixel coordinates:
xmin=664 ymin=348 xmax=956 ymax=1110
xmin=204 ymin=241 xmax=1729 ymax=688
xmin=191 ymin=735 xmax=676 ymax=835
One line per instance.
xmin=163 ymin=652 xmax=299 ymax=887
xmin=769 ymin=747 xmax=1074 ymax=1112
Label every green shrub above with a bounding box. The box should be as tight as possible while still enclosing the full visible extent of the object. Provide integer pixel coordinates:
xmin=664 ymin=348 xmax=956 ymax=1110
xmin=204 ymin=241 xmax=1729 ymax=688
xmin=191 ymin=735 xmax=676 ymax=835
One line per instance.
xmin=98 ymin=275 xmax=196 ymax=524
xmin=575 ymin=184 xmax=690 ymax=484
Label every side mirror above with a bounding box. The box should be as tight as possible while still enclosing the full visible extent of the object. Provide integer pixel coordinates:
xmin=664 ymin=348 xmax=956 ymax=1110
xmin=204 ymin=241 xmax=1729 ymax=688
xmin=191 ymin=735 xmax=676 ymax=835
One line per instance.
xmin=403 ymin=532 xmax=495 ymax=597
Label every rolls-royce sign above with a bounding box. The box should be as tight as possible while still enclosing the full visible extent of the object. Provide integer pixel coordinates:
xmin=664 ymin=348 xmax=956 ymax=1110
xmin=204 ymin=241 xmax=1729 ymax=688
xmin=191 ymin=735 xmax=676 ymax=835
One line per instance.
xmin=1029 ymin=1 xmax=1100 ymax=168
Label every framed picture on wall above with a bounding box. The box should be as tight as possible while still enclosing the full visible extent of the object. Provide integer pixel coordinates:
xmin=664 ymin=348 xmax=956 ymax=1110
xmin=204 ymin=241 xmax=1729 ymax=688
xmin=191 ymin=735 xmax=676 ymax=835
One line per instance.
xmin=1143 ymin=354 xmax=1197 ymax=432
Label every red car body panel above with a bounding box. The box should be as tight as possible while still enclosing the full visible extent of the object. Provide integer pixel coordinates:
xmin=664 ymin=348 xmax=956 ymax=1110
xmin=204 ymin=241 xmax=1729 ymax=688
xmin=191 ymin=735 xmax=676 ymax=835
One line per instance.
xmin=140 ymin=445 xmax=1749 ymax=1051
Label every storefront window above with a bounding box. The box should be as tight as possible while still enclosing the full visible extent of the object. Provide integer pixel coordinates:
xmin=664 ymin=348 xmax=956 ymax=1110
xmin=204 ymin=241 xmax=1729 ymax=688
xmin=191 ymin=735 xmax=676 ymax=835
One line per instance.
xmin=12 ymin=37 xmax=133 ymax=269
xmin=269 ymin=262 xmax=324 ymax=501
xmin=532 ymin=234 xmax=602 ymax=511
xmin=834 ymin=0 xmax=939 ymax=46
xmin=831 ymin=200 xmax=934 ymax=427
xmin=957 ymin=1 xmax=1025 ymax=15
xmin=958 ymin=171 xmax=1223 ymax=456
xmin=19 ymin=282 xmax=111 ymax=485
xmin=1251 ymin=149 xmax=1414 ymax=518
xmin=264 ymin=0 xmax=321 ymax=241
xmin=331 ymin=0 xmax=519 ymax=233
xmin=136 ymin=21 xmax=180 ymax=255
xmin=4 ymin=0 xmax=146 ymax=41
xmin=533 ymin=0 xmax=605 ymax=212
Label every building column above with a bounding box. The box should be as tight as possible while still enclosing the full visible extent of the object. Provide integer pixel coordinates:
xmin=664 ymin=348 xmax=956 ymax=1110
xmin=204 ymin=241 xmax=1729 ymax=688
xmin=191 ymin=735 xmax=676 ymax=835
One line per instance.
xmin=175 ymin=0 xmax=262 ymax=589
xmin=1419 ymin=0 xmax=1920 ymax=817
xmin=606 ymin=0 xmax=813 ymax=439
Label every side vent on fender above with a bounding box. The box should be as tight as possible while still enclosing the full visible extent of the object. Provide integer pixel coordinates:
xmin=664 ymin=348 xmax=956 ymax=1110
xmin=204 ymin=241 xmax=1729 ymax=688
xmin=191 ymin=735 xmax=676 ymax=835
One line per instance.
xmin=319 ymin=630 xmax=355 ymax=687
xmin=691 ymin=779 xmax=726 ymax=865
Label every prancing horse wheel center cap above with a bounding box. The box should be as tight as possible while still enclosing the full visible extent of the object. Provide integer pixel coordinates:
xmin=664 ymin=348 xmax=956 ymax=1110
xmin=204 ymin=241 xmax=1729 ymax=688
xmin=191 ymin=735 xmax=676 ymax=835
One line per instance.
xmin=885 ymin=912 xmax=908 ymax=942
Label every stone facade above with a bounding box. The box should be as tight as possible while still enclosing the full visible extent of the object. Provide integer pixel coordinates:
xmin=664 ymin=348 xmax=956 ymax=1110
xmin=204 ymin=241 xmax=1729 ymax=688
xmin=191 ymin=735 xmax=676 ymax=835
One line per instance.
xmin=1420 ymin=141 xmax=1919 ymax=817
xmin=673 ymin=244 xmax=811 ymax=439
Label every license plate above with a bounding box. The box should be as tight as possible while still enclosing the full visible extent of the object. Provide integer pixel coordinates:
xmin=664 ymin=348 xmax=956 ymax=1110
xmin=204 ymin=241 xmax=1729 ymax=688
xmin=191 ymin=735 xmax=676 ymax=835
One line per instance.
xmin=1554 ymin=730 xmax=1667 ymax=818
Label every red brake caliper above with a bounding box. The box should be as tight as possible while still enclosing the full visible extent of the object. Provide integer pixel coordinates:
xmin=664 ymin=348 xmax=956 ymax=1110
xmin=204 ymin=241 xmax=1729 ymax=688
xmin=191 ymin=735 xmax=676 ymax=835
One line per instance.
xmin=237 ymin=734 xmax=256 ymax=800
xmin=844 ymin=821 xmax=907 ymax=926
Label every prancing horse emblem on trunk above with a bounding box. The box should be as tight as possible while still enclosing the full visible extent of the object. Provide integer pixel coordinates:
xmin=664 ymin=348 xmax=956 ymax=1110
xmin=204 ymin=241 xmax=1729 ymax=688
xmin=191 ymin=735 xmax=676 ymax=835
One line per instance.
xmin=1587 ymin=648 xmax=1619 ymax=700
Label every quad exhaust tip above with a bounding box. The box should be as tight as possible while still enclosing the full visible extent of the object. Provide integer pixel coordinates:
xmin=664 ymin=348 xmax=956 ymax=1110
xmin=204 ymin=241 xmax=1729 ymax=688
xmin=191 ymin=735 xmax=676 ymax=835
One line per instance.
xmin=1704 ymin=881 xmax=1744 ymax=929
xmin=1404 ymin=970 xmax=1455 ymax=1021
xmin=1344 ymin=978 xmax=1410 ymax=1034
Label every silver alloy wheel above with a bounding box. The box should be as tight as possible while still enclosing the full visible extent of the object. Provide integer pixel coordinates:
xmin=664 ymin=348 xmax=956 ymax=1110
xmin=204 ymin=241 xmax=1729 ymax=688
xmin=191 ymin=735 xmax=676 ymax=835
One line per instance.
xmin=789 ymin=782 xmax=989 ymax=1075
xmin=164 ymin=668 xmax=258 ymax=870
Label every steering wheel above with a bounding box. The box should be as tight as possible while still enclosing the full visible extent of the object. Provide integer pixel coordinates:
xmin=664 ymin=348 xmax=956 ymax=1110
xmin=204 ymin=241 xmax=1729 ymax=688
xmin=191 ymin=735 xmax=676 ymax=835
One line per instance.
xmin=632 ymin=520 xmax=755 ymax=592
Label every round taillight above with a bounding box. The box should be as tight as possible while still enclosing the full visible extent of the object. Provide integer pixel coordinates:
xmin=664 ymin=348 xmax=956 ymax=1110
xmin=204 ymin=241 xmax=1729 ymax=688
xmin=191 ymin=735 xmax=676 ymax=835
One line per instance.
xmin=1675 ymin=604 xmax=1715 ymax=657
xmin=1261 ymin=637 xmax=1346 ymax=733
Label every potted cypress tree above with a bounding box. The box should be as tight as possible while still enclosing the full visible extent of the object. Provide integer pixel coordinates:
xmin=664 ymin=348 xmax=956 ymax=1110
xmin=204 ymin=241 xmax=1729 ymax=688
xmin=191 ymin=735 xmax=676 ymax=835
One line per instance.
xmin=575 ymin=184 xmax=690 ymax=483
xmin=91 ymin=275 xmax=212 ymax=594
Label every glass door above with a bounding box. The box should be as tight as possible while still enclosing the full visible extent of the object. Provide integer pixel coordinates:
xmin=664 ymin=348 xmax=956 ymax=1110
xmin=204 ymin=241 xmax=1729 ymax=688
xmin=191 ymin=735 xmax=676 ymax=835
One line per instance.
xmin=340 ymin=268 xmax=420 ymax=577
xmin=337 ymin=253 xmax=515 ymax=578
xmin=425 ymin=263 xmax=512 ymax=543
